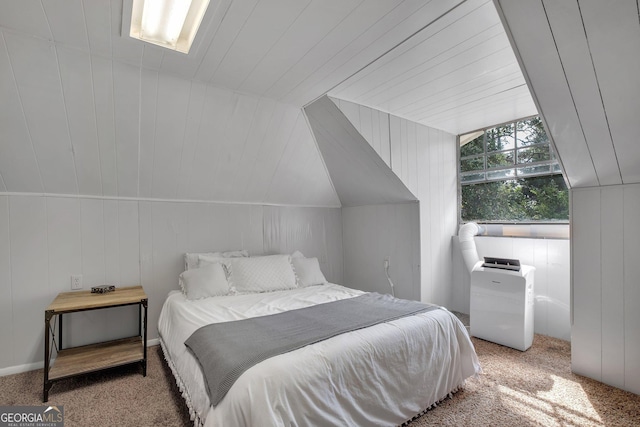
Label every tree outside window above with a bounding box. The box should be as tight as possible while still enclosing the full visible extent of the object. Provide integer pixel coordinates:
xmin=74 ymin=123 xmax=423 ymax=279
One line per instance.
xmin=460 ymin=117 xmax=569 ymax=222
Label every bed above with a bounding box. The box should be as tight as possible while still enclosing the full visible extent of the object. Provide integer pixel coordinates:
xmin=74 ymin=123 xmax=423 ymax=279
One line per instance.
xmin=158 ymin=253 xmax=481 ymax=427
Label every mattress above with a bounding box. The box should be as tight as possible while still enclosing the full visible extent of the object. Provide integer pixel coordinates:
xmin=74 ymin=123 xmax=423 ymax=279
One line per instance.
xmin=158 ymin=284 xmax=481 ymax=427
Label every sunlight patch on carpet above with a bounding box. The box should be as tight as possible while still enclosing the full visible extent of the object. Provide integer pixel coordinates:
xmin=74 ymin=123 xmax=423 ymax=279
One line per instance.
xmin=498 ymin=374 xmax=604 ymax=427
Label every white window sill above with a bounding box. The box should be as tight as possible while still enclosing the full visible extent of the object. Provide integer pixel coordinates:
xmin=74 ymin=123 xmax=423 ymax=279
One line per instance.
xmin=469 ymin=222 xmax=569 ymax=239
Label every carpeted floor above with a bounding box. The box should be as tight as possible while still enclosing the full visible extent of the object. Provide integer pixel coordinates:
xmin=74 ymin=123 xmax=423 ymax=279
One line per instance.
xmin=1 ymin=334 xmax=638 ymax=427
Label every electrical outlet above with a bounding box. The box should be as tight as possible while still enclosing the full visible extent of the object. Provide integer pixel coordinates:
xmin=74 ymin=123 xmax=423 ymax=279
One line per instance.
xmin=71 ymin=274 xmax=83 ymax=290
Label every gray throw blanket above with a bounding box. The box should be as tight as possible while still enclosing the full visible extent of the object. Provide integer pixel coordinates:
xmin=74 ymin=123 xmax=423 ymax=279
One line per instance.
xmin=184 ymin=292 xmax=439 ymax=406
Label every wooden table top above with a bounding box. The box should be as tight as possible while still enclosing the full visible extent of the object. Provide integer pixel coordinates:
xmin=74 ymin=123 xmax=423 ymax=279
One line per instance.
xmin=46 ymin=285 xmax=147 ymax=313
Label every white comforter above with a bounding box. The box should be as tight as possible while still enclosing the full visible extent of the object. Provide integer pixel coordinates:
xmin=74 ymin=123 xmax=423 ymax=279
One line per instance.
xmin=158 ymin=284 xmax=480 ymax=427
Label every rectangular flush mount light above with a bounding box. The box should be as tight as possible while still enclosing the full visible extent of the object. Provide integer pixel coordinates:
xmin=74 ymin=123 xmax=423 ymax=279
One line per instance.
xmin=130 ymin=0 xmax=210 ymax=54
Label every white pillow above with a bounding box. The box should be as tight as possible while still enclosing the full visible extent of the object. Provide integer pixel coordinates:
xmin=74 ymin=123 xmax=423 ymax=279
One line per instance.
xmin=198 ymin=254 xmax=231 ymax=269
xmin=292 ymin=257 xmax=327 ymax=287
xmin=291 ymin=250 xmax=305 ymax=259
xmin=229 ymin=255 xmax=297 ymax=293
xmin=184 ymin=250 xmax=249 ymax=270
xmin=179 ymin=263 xmax=230 ymax=300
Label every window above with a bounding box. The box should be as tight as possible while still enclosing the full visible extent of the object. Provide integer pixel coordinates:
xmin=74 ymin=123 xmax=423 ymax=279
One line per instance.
xmin=459 ymin=117 xmax=569 ymax=222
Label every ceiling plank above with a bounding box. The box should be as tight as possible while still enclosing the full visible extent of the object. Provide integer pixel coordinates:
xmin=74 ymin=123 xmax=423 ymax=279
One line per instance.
xmin=0 ymin=31 xmax=43 ymax=192
xmin=579 ymin=0 xmax=640 ymax=184
xmin=4 ymin=34 xmax=78 ymax=194
xmin=497 ymin=0 xmax=599 ymax=188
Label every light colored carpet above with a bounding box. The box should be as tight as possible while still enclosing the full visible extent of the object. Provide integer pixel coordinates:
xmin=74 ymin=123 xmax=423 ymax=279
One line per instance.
xmin=1 ymin=335 xmax=638 ymax=426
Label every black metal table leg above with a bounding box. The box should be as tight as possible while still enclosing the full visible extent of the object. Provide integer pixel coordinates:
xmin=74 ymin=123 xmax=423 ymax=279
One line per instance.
xmin=44 ymin=311 xmax=53 ymax=402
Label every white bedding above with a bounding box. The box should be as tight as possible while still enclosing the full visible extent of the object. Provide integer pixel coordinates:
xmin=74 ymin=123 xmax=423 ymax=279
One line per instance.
xmin=158 ymin=284 xmax=481 ymax=427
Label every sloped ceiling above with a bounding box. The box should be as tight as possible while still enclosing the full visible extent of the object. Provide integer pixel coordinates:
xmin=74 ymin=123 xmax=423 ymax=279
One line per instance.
xmin=330 ymin=0 xmax=537 ymax=135
xmin=305 ymin=96 xmax=416 ymax=206
xmin=0 ymin=31 xmax=339 ymax=206
xmin=496 ymin=0 xmax=640 ymax=188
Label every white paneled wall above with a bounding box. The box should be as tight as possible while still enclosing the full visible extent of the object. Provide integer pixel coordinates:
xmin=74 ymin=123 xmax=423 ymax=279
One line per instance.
xmin=333 ymin=98 xmax=458 ymax=307
xmin=572 ymin=185 xmax=640 ymax=394
xmin=0 ymin=194 xmax=342 ymax=373
xmin=452 ymin=236 xmax=571 ymax=341
xmin=342 ymin=203 xmax=420 ymax=301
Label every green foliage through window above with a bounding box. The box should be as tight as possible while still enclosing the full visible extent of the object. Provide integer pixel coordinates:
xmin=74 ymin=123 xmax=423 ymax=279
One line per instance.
xmin=460 ymin=117 xmax=569 ymax=222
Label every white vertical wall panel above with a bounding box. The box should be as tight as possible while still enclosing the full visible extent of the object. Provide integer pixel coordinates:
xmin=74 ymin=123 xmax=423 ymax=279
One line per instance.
xmin=546 ymin=239 xmax=570 ymax=340
xmin=137 ymin=68 xmax=159 ymax=198
xmin=57 ymin=47 xmax=103 ymax=195
xmin=91 ymin=55 xmax=118 ymax=197
xmin=3 ymin=33 xmax=78 ymax=194
xmin=152 ymin=74 xmax=192 ymax=199
xmin=263 ymin=206 xmax=343 ymax=284
xmin=498 ymin=0 xmax=599 ymax=188
xmin=46 ymin=197 xmax=82 ymax=349
xmin=80 ymin=199 xmax=105 ymax=287
xmin=532 ymin=239 xmax=549 ymax=335
xmin=103 ymin=200 xmax=120 ymax=285
xmin=571 ymin=189 xmax=602 ymax=380
xmin=542 ymin=0 xmax=621 ymax=186
xmin=570 ymin=184 xmax=640 ymax=395
xmin=176 ymin=81 xmax=207 ymax=198
xmin=342 ymin=203 xmax=420 ymax=301
xmin=45 ymin=198 xmax=82 ymax=295
xmin=579 ymin=0 xmax=640 ymax=184
xmin=0 ymin=31 xmax=42 ymax=192
xmin=600 ymin=187 xmax=625 ymax=389
xmin=623 ymin=185 xmax=640 ymax=394
xmin=9 ymin=196 xmax=48 ymax=365
xmin=241 ymin=107 xmax=299 ymax=202
xmin=187 ymin=86 xmax=234 ymax=200
xmin=112 ymin=61 xmax=139 ymax=198
xmin=0 ymin=197 xmax=12 ymax=367
xmin=209 ymin=94 xmax=259 ymax=200
xmin=118 ymin=201 xmax=140 ymax=285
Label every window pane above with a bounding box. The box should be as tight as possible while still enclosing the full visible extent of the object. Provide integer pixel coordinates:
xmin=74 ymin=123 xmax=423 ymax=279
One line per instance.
xmin=461 ymin=155 xmax=484 ymax=172
xmin=516 ymin=117 xmax=548 ymax=147
xmin=487 ymin=151 xmax=514 ymax=169
xmin=460 ymin=133 xmax=484 ymax=157
xmin=517 ymin=145 xmax=551 ymax=164
xmin=487 ymin=168 xmax=515 ymax=180
xmin=461 ymin=172 xmax=485 ymax=183
xmin=461 ymin=175 xmax=569 ymax=222
xmin=517 ymin=164 xmax=552 ymax=177
xmin=486 ymin=123 xmax=515 ymax=152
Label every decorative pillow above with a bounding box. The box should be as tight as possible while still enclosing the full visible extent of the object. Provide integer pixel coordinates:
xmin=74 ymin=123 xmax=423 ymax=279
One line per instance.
xmin=179 ymin=263 xmax=230 ymax=300
xmin=292 ymin=257 xmax=327 ymax=287
xmin=229 ymin=255 xmax=297 ymax=293
xmin=184 ymin=250 xmax=249 ymax=270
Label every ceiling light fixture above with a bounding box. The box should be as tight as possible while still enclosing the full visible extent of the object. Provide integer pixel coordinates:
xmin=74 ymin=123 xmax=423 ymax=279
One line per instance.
xmin=130 ymin=0 xmax=210 ymax=54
